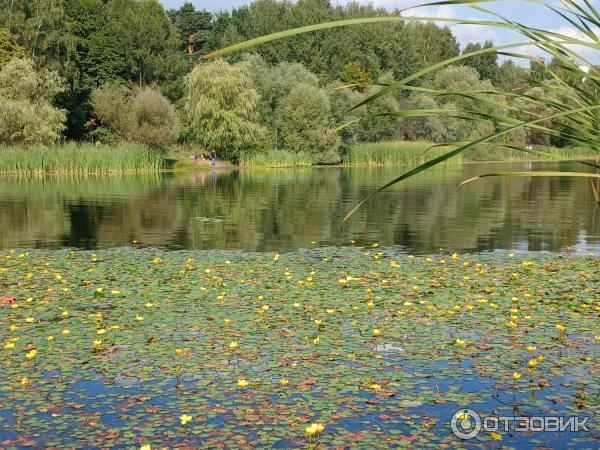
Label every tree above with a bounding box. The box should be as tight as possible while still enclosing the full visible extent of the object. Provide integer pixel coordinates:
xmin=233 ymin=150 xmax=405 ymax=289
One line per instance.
xmin=183 ymin=59 xmax=266 ymax=162
xmin=167 ymin=2 xmax=212 ymax=59
xmin=0 ymin=27 xmax=24 ymax=66
xmin=106 ymin=0 xmax=182 ymax=87
xmin=275 ymin=83 xmax=341 ymax=164
xmin=340 ymin=61 xmax=373 ymax=91
xmin=462 ymin=40 xmax=499 ymax=82
xmin=403 ymin=66 xmax=498 ymax=143
xmin=496 ymin=60 xmax=528 ymax=90
xmin=355 ymin=73 xmax=403 ymax=142
xmin=0 ymin=57 xmax=66 ymax=144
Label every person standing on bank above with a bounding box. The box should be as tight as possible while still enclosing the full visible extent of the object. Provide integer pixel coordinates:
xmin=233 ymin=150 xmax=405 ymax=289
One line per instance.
xmin=210 ymin=150 xmax=217 ymax=166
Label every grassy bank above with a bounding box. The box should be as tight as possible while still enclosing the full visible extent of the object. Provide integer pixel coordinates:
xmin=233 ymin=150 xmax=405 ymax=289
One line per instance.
xmin=344 ymin=141 xmax=600 ymax=166
xmin=0 ymin=247 xmax=598 ymax=448
xmin=0 ymin=143 xmax=164 ymax=174
xmin=239 ymin=149 xmax=313 ymax=168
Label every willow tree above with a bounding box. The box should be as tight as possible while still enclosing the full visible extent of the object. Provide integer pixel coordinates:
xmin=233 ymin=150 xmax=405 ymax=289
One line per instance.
xmin=183 ymin=58 xmax=266 ymax=162
xmin=0 ymin=58 xmax=66 ymax=145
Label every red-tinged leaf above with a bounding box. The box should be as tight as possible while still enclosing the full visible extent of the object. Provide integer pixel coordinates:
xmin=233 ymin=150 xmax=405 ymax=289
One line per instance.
xmin=346 ymin=433 xmax=364 ymax=440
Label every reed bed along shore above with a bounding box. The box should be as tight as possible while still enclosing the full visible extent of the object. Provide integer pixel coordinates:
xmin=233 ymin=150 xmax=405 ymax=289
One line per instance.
xmin=0 ymin=143 xmax=164 ymax=174
xmin=343 ymin=141 xmax=599 ymax=166
xmin=239 ymin=149 xmax=313 ymax=168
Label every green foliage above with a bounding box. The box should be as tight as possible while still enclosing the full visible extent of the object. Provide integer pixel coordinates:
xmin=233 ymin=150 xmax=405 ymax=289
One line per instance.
xmin=91 ymin=83 xmax=179 ymax=149
xmin=402 ymin=66 xmax=498 ymax=143
xmin=183 ymin=58 xmax=266 ymax=163
xmin=0 ymin=27 xmax=24 ymax=66
xmin=0 ymin=58 xmax=66 ymax=145
xmin=275 ymin=83 xmax=341 ymax=164
xmin=0 ymin=142 xmax=163 ymax=174
xmin=167 ymin=2 xmax=212 ymax=58
xmin=496 ymin=59 xmax=529 ymax=91
xmin=207 ymin=1 xmax=460 ymax=82
xmin=340 ymin=61 xmax=373 ymax=90
xmin=462 ymin=40 xmax=498 ymax=82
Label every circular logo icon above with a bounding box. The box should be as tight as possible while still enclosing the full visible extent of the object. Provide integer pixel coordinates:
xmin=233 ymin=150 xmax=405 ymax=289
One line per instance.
xmin=451 ymin=408 xmax=482 ymax=440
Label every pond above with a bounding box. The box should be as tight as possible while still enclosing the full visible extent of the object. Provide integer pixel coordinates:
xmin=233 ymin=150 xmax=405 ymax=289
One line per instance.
xmin=0 ymin=248 xmax=598 ymax=449
xmin=1 ymin=160 xmax=599 ymax=253
xmin=1 ymin=162 xmax=599 ymax=449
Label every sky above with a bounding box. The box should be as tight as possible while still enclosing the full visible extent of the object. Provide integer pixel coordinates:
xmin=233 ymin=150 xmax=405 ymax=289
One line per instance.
xmin=159 ymin=1 xmax=597 ymax=64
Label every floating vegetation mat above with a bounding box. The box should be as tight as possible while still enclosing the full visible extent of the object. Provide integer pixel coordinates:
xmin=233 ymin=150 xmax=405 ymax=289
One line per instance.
xmin=0 ymin=247 xmax=598 ymax=448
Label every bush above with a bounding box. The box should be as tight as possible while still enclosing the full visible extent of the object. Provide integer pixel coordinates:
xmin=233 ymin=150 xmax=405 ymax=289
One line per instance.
xmin=0 ymin=58 xmax=66 ymax=145
xmin=90 ymin=83 xmax=179 ymax=149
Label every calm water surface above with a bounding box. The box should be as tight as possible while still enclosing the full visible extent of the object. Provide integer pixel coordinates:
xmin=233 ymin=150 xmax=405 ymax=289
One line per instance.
xmin=1 ymin=161 xmax=599 ymax=253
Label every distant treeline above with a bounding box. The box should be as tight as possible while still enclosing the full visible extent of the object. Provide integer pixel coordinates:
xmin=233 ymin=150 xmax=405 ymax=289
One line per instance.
xmin=0 ymin=0 xmax=576 ymax=164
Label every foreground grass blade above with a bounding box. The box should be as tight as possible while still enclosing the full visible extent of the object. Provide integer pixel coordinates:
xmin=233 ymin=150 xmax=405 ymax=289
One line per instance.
xmin=459 ymin=171 xmax=600 ymax=186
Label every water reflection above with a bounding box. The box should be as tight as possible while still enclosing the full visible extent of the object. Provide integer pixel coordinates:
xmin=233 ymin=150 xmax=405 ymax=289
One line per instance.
xmin=0 ymin=161 xmax=599 ymax=253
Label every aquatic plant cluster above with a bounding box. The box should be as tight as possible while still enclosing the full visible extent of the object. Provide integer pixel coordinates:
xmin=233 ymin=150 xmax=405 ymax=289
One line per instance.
xmin=0 ymin=247 xmax=598 ymax=448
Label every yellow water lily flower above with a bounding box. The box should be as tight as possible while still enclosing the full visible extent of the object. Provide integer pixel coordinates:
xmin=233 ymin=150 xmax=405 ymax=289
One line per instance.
xmin=237 ymin=379 xmax=249 ymax=388
xmin=528 ymin=358 xmax=538 ymax=368
xmin=25 ymin=317 xmax=34 ymax=323
xmin=556 ymin=324 xmax=566 ymax=333
xmin=313 ymin=336 xmax=320 ymax=345
xmin=62 ymin=329 xmax=70 ymax=335
xmin=229 ymin=341 xmax=238 ymax=349
xmin=96 ymin=328 xmax=106 ymax=334
xmin=305 ymin=423 xmax=325 ymax=435
xmin=372 ymin=328 xmax=381 ymax=336
xmin=223 ymin=318 xmax=231 ymax=324
xmin=25 ymin=349 xmax=37 ymax=359
xmin=512 ymin=372 xmax=522 ymax=380
xmin=47 ymin=336 xmax=54 ymax=342
xmin=21 ymin=377 xmax=29 ymax=388
xmin=491 ymin=431 xmax=502 ymax=441
xmin=370 ymin=383 xmax=382 ymax=391
xmin=135 ymin=315 xmax=144 ymax=322
xmin=455 ymin=338 xmax=467 ymax=347
xmin=93 ymin=340 xmax=102 ymax=346
xmin=594 ymin=335 xmax=600 ymax=342
xmin=314 ymin=319 xmax=322 ymax=326
xmin=140 ymin=445 xmax=151 ymax=450
xmin=4 ymin=341 xmax=15 ymax=349
xmin=457 ymin=411 xmax=470 ymax=421
xmin=526 ymin=345 xmax=537 ymax=352
xmin=179 ymin=414 xmax=193 ymax=425
xmin=279 ymin=379 xmax=289 ymax=386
